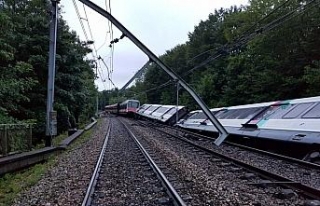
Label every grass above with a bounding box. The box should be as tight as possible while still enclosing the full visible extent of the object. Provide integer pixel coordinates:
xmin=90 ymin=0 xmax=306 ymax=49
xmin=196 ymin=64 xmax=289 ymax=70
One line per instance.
xmin=0 ymin=157 xmax=57 ymax=206
xmin=68 ymin=129 xmax=93 ymax=150
xmin=0 ymin=120 xmax=99 ymax=206
xmin=52 ymin=131 xmax=68 ymax=146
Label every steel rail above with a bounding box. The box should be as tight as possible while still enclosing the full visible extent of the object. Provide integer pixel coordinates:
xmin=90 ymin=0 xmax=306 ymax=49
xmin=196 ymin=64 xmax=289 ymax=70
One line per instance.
xmin=140 ymin=119 xmax=320 ymax=169
xmin=120 ymin=119 xmax=187 ymax=206
xmin=82 ymin=122 xmax=112 ymax=206
xmin=136 ymin=120 xmax=320 ymax=200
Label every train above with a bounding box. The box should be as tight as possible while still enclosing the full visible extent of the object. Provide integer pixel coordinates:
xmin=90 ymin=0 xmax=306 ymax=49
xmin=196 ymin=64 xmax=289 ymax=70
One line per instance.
xmin=136 ymin=104 xmax=188 ymax=125
xmin=105 ymin=99 xmax=140 ymax=116
xmin=134 ymin=96 xmax=320 ymax=163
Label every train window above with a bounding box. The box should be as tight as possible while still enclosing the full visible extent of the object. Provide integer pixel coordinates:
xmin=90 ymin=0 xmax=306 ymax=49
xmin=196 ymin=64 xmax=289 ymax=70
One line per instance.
xmin=248 ymin=105 xmax=281 ymax=122
xmin=215 ymin=110 xmax=229 ymax=119
xmin=225 ymin=109 xmax=243 ymax=119
xmin=145 ymin=106 xmax=158 ymax=112
xmin=216 ymin=110 xmax=231 ymax=119
xmin=224 ymin=109 xmax=246 ymax=119
xmin=237 ymin=107 xmax=265 ymax=119
xmin=184 ymin=110 xmax=219 ymax=119
xmin=196 ymin=112 xmax=208 ymax=119
xmin=302 ymin=103 xmax=320 ymax=118
xmin=154 ymin=107 xmax=169 ymax=113
xmin=188 ymin=112 xmax=205 ymax=119
xmin=142 ymin=105 xmax=151 ymax=111
xmin=282 ymin=103 xmax=314 ymax=119
xmin=187 ymin=112 xmax=200 ymax=119
xmin=129 ymin=101 xmax=140 ymax=108
xmin=214 ymin=110 xmax=225 ymax=117
xmin=267 ymin=104 xmax=293 ymax=119
xmin=166 ymin=107 xmax=180 ymax=115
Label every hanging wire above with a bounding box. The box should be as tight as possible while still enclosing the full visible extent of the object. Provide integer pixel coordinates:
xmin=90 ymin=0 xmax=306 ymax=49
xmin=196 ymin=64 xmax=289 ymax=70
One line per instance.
xmin=127 ymin=0 xmax=320 ymax=99
xmin=105 ymin=0 xmax=114 ymax=74
xmin=82 ymin=3 xmax=111 ymax=86
xmin=184 ymin=0 xmax=319 ymax=76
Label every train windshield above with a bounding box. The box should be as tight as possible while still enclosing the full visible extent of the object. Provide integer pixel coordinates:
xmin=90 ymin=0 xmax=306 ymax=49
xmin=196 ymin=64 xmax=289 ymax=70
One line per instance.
xmin=129 ymin=101 xmax=140 ymax=108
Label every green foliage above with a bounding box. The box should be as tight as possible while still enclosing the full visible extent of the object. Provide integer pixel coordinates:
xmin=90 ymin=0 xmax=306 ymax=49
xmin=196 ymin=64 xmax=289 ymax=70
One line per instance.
xmin=0 ymin=161 xmax=53 ymax=205
xmin=303 ymin=61 xmax=320 ymax=96
xmin=125 ymin=0 xmax=320 ymax=109
xmin=0 ymin=0 xmax=97 ymax=141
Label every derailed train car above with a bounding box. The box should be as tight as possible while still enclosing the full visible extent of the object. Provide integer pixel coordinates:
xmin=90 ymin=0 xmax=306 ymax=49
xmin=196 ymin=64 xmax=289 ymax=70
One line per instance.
xmin=177 ymin=96 xmax=320 ymax=163
xmin=137 ymin=104 xmax=188 ymax=126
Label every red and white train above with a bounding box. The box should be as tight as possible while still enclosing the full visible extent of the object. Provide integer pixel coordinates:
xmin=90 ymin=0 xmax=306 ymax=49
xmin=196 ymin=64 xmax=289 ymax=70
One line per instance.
xmin=105 ymin=99 xmax=140 ymax=116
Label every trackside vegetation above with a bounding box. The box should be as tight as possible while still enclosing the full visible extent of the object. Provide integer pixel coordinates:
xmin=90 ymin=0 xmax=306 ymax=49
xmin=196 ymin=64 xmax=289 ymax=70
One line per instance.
xmin=111 ymin=0 xmax=320 ymax=109
xmin=0 ymin=0 xmax=97 ymax=144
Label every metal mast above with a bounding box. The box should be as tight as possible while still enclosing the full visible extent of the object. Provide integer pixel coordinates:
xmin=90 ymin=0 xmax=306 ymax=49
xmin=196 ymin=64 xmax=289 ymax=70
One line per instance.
xmin=120 ymin=61 xmax=150 ymax=92
xmin=78 ymin=0 xmax=229 ymax=145
xmin=45 ymin=0 xmax=59 ymax=146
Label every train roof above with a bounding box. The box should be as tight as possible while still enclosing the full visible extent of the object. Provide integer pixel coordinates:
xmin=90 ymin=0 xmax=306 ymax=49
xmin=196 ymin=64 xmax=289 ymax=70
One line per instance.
xmin=285 ymin=96 xmax=320 ymax=104
xmin=105 ymin=103 xmax=118 ymax=108
xmin=225 ymin=101 xmax=277 ymax=109
xmin=120 ymin=99 xmax=140 ymax=104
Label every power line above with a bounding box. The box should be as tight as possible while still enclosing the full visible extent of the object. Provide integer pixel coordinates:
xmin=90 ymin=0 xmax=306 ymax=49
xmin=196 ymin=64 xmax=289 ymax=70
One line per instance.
xmin=127 ymin=0 xmax=319 ymax=99
xmin=187 ymin=0 xmax=302 ymax=67
xmin=98 ymin=55 xmax=116 ymax=88
xmin=237 ymin=0 xmax=294 ymax=39
xmin=81 ymin=3 xmax=108 ymax=83
xmin=72 ymin=0 xmax=89 ymax=40
xmin=72 ymin=0 xmax=110 ymax=90
xmin=105 ymin=0 xmax=114 ymax=73
xmin=187 ymin=0 xmax=319 ymax=76
xmin=77 ymin=1 xmax=121 ymax=91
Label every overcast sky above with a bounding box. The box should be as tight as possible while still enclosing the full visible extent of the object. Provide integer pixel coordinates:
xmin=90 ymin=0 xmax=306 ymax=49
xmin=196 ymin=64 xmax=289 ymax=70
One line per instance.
xmin=60 ymin=0 xmax=248 ymax=91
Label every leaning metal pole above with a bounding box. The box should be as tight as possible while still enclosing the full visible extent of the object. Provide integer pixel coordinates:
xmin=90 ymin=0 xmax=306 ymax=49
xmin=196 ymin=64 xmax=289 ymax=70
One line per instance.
xmin=120 ymin=61 xmax=151 ymax=92
xmin=45 ymin=0 xmax=59 ymax=146
xmin=78 ymin=0 xmax=229 ymax=146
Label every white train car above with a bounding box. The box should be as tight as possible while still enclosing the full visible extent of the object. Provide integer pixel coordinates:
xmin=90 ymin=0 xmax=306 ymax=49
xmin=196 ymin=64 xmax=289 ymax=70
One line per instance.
xmin=178 ymin=108 xmax=223 ymax=131
xmin=179 ymin=96 xmax=320 ymax=162
xmin=139 ymin=104 xmax=162 ymax=119
xmin=157 ymin=106 xmax=187 ymax=125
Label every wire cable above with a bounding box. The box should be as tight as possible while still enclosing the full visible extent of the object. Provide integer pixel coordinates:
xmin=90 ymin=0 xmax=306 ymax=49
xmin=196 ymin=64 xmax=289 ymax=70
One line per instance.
xmin=80 ymin=2 xmax=114 ymax=90
xmin=185 ymin=0 xmax=319 ymax=76
xmin=127 ymin=0 xmax=319 ymax=99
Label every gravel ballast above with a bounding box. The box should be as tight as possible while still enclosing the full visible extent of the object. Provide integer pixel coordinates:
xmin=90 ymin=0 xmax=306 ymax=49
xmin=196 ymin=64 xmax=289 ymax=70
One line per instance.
xmin=12 ymin=117 xmax=110 ymax=206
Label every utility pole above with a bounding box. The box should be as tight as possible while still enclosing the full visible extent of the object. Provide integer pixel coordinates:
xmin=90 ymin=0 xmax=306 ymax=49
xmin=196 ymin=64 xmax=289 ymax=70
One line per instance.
xmin=45 ymin=0 xmax=59 ymax=146
xmin=96 ymin=95 xmax=99 ymax=117
xmin=176 ymin=81 xmax=179 ymax=124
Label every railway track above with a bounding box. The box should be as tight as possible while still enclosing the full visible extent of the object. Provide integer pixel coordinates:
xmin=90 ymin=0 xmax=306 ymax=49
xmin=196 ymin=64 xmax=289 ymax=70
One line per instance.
xmin=82 ymin=117 xmax=187 ymax=206
xmin=141 ymin=119 xmax=320 ymax=169
xmin=130 ymin=118 xmax=320 ymax=203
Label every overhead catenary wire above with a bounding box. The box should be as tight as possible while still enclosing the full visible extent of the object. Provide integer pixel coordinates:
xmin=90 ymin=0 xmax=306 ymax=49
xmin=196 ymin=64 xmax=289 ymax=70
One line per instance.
xmin=105 ymin=0 xmax=114 ymax=74
xmin=187 ymin=0 xmax=311 ymax=69
xmin=82 ymin=3 xmax=110 ymax=86
xmin=187 ymin=0 xmax=294 ymax=65
xmin=126 ymin=0 xmax=319 ymax=99
xmin=72 ymin=0 xmax=108 ymax=91
xmin=73 ymin=0 xmax=118 ymax=91
xmin=236 ymin=0 xmax=294 ymax=39
xmin=184 ymin=0 xmax=319 ymax=76
xmin=99 ymin=56 xmax=117 ymax=88
xmin=130 ymin=80 xmax=176 ymax=99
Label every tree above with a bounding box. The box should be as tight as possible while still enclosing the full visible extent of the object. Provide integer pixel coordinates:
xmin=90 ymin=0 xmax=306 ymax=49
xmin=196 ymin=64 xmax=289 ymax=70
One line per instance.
xmin=0 ymin=0 xmax=98 ymax=138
